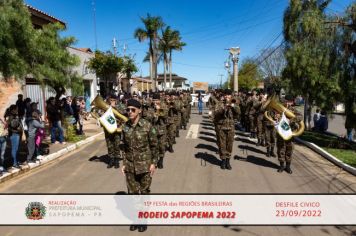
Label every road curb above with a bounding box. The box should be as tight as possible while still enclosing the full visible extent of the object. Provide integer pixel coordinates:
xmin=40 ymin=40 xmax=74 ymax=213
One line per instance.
xmin=295 ymin=137 xmax=356 ymax=176
xmin=0 ymin=132 xmax=104 ymax=184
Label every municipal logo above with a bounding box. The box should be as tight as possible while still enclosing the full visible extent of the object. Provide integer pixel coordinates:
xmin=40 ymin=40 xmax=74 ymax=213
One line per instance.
xmin=25 ymin=202 xmax=46 ymax=220
xmin=106 ymin=115 xmax=115 ymax=125
xmin=281 ymin=121 xmax=291 ymax=131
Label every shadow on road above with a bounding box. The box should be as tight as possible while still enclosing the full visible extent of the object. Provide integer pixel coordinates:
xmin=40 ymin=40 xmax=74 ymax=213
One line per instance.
xmin=195 ymin=143 xmax=219 ymax=153
xmin=195 ymin=152 xmax=221 ymax=167
xmin=200 ymin=122 xmax=214 ymax=127
xmin=238 ymin=145 xmax=266 ymax=155
xmin=199 ymin=136 xmax=217 ymax=143
xmin=236 ymin=137 xmax=256 ymax=145
xmin=202 ymin=126 xmax=215 ymax=131
xmin=88 ymin=154 xmax=111 ymax=165
xmin=235 ymin=131 xmax=250 ymax=137
xmin=200 ymin=131 xmax=216 ymax=137
xmin=237 ymin=155 xmax=279 ymax=169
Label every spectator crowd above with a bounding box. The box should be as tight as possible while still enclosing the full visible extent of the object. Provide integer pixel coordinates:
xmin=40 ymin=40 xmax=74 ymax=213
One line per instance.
xmin=0 ymin=94 xmax=88 ymax=176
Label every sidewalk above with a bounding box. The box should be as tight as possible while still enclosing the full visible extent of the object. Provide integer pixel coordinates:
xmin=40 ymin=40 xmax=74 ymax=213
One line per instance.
xmin=1 ymin=117 xmax=103 ymax=182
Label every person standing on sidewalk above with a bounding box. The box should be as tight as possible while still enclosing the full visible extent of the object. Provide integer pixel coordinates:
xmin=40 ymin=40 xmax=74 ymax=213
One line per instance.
xmin=121 ymin=99 xmax=158 ymax=232
xmin=47 ymin=97 xmax=65 ymax=144
xmin=197 ymin=92 xmax=203 ymax=115
xmin=26 ymin=111 xmax=45 ymax=163
xmin=7 ymin=105 xmax=23 ymax=168
xmin=0 ymin=118 xmax=8 ymax=176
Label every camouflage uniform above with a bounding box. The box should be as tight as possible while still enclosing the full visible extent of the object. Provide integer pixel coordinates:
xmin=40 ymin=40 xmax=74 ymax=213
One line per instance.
xmin=248 ymin=96 xmax=259 ymax=138
xmin=122 ymin=118 xmax=158 ymax=194
xmin=181 ymin=97 xmax=188 ymax=130
xmin=166 ymin=103 xmax=176 ymax=151
xmin=174 ymin=99 xmax=183 ymax=137
xmin=104 ymin=130 xmax=121 ymax=168
xmin=214 ymin=101 xmax=240 ymax=170
xmin=145 ymin=102 xmax=168 ymax=168
xmin=256 ymin=99 xmax=265 ymax=146
xmin=264 ymin=112 xmax=276 ymax=157
xmin=276 ymin=108 xmax=303 ymax=174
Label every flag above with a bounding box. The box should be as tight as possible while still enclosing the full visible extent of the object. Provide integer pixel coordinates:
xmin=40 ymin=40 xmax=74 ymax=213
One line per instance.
xmin=276 ymin=112 xmax=293 ymax=140
xmin=99 ymin=106 xmax=117 ymax=133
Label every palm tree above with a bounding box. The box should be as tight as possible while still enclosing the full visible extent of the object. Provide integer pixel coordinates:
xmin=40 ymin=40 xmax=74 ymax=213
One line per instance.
xmin=168 ymin=30 xmax=186 ymax=89
xmin=159 ymin=26 xmax=176 ymax=90
xmin=134 ymin=14 xmax=164 ymax=91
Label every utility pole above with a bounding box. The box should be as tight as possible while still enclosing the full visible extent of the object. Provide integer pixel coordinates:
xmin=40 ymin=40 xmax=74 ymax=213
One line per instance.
xmin=123 ymin=43 xmax=127 ymax=57
xmin=92 ymin=0 xmax=98 ymax=50
xmin=218 ymin=74 xmax=224 ymax=89
xmin=112 ymin=37 xmax=117 ymax=56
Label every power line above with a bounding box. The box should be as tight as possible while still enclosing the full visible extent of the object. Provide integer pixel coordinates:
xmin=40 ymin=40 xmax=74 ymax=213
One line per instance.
xmin=173 ymin=62 xmax=223 ymax=70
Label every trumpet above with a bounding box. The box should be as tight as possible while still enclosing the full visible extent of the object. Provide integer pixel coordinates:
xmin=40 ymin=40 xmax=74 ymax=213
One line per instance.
xmin=90 ymin=95 xmax=128 ymax=132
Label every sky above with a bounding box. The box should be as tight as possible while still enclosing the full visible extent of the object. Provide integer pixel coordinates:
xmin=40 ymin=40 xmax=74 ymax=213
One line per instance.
xmin=25 ymin=0 xmax=353 ymax=85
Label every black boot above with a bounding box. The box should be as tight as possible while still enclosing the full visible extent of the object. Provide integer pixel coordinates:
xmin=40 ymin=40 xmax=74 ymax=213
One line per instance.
xmin=157 ymin=157 xmax=164 ymax=169
xmin=266 ymin=147 xmax=270 ymax=157
xmin=225 ymin=158 xmax=232 ymax=170
xmin=168 ymin=145 xmax=174 ymax=153
xmin=138 ymin=225 xmax=147 ymax=232
xmin=176 ymin=130 xmax=179 ymax=137
xmin=278 ymin=162 xmax=285 ymax=173
xmin=107 ymin=158 xmax=114 ymax=168
xmin=270 ymin=147 xmax=276 ymax=157
xmin=256 ymin=138 xmax=260 ymax=146
xmin=114 ymin=158 xmax=120 ymax=169
xmin=184 ymin=125 xmax=187 ymax=130
xmin=220 ymin=159 xmax=226 ymax=170
xmin=285 ymin=162 xmax=293 ymax=174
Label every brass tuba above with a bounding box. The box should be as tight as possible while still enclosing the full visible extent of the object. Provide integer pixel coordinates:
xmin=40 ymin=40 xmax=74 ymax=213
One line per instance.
xmin=91 ymin=95 xmax=128 ymax=132
xmin=263 ymin=95 xmax=305 ymax=138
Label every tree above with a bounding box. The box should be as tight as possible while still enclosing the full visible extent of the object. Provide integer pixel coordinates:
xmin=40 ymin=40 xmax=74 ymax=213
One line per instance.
xmin=122 ymin=56 xmax=138 ymax=92
xmin=259 ymin=46 xmax=286 ymax=92
xmin=168 ymin=30 xmax=186 ymax=89
xmin=335 ymin=3 xmax=356 ymax=133
xmin=159 ymin=26 xmax=186 ymax=90
xmin=0 ymin=0 xmax=38 ymax=80
xmin=32 ymin=23 xmax=82 ymax=98
xmin=282 ymin=0 xmax=339 ymax=129
xmin=134 ymin=14 xmax=165 ymax=91
xmin=88 ymin=50 xmax=124 ymax=96
xmin=0 ymin=0 xmax=82 ymax=98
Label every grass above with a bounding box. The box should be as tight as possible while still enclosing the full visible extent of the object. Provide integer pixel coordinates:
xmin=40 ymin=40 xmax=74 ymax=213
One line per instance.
xmin=324 ymin=148 xmax=356 ymax=168
xmin=300 ymin=131 xmax=356 ymax=168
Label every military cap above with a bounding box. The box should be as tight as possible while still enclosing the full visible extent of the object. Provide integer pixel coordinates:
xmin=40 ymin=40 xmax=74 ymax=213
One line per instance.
xmin=127 ymin=99 xmax=141 ymax=109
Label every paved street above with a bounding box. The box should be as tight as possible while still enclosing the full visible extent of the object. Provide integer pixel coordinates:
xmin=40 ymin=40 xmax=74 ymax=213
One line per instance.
xmin=0 ymin=108 xmax=355 ymax=236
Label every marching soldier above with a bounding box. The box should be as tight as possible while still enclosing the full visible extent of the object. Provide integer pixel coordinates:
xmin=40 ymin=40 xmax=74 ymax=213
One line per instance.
xmin=174 ymin=92 xmax=183 ymax=137
xmin=166 ymin=93 xmax=176 ymax=152
xmin=148 ymin=93 xmax=168 ymax=169
xmin=104 ymin=95 xmax=121 ymax=169
xmin=276 ymin=104 xmax=303 ymax=174
xmin=248 ymin=90 xmax=259 ymax=138
xmin=121 ymin=99 xmax=158 ymax=232
xmin=264 ymin=109 xmax=277 ymax=157
xmin=256 ymin=92 xmax=266 ymax=146
xmin=214 ymin=89 xmax=240 ymax=170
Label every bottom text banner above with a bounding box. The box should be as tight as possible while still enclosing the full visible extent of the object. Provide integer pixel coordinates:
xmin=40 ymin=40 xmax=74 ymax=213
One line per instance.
xmin=0 ymin=195 xmax=356 ymax=225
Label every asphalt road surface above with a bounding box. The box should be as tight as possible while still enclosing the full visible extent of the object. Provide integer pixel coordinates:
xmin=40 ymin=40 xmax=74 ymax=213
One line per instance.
xmin=0 ymin=108 xmax=355 ymax=236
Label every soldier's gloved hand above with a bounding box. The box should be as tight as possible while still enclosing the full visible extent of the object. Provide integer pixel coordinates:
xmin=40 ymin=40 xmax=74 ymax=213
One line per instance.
xmin=121 ymin=165 xmax=126 ymax=176
xmin=149 ymin=164 xmax=156 ymax=177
